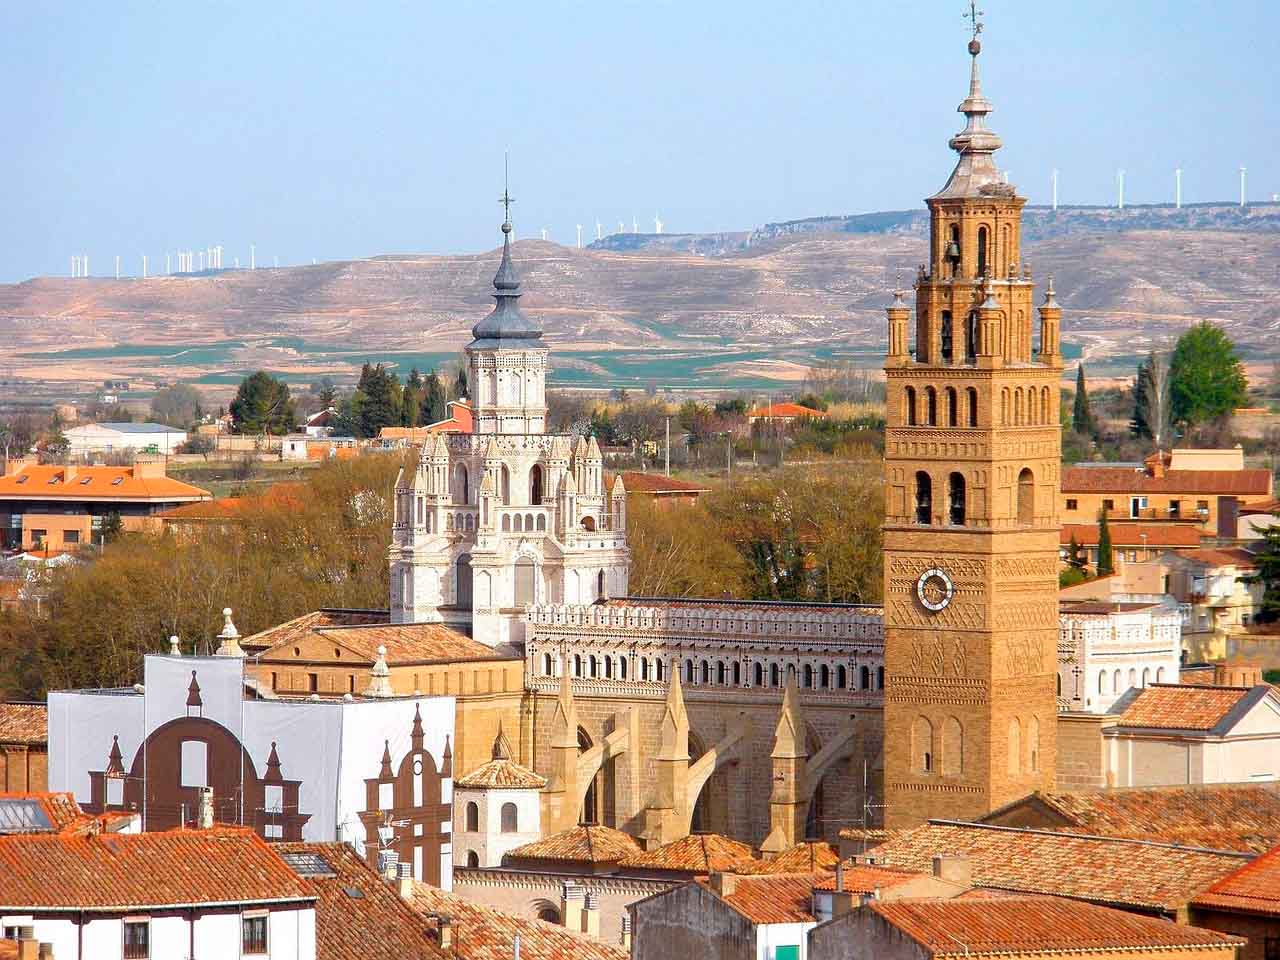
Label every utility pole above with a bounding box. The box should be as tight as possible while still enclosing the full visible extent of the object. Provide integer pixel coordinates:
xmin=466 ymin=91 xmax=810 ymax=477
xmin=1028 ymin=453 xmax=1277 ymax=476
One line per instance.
xmin=664 ymin=417 xmax=671 ymax=477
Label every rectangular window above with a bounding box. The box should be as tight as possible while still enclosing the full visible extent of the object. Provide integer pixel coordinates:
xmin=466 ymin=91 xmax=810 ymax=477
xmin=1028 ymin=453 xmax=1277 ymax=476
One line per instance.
xmin=1102 ymin=499 xmax=1114 ymax=511
xmin=264 ymin=784 xmax=284 ymax=813
xmin=180 ymin=740 xmax=208 ymax=788
xmin=379 ymin=782 xmax=394 ymax=810
xmin=30 ymin=528 xmax=47 ymax=545
xmin=123 ymin=920 xmax=150 ymax=959
xmin=1065 ymin=499 xmax=1078 ymax=510
xmin=242 ymin=915 xmax=269 ymax=955
xmin=1197 ymin=499 xmax=1210 ymax=514
xmin=1265 ymin=938 xmax=1280 ymax=960
xmin=270 ymin=672 xmax=278 ymax=690
xmin=107 ymin=776 xmax=124 ymax=806
xmin=1169 ymin=500 xmax=1181 ymax=519
xmin=308 ymin=673 xmax=318 ymax=693
xmin=62 ymin=529 xmax=80 ymax=544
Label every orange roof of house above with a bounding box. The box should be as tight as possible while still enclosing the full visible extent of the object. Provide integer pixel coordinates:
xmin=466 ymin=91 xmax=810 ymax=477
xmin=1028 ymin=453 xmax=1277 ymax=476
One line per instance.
xmin=0 ymin=826 xmax=313 ymax=911
xmin=508 ymin=824 xmax=642 ymax=864
xmin=0 ymin=464 xmax=209 ymax=502
xmin=1241 ymin=499 xmax=1280 ymax=516
xmin=982 ymin=786 xmax=1280 ymax=854
xmin=0 ymin=792 xmax=83 ymax=833
xmin=408 ymin=878 xmax=628 ymax=960
xmin=273 ymin=842 xmax=447 ymax=959
xmin=869 ymin=895 xmax=1242 ymax=956
xmin=0 ymin=702 xmax=46 ymax=745
xmin=455 ymin=730 xmax=547 ymax=790
xmin=1172 ymin=547 xmax=1259 ymax=569
xmin=736 ymin=841 xmax=839 ymax=875
xmin=1114 ymin=683 xmax=1257 ymax=731
xmin=812 ymin=861 xmax=927 ymax=893
xmin=240 ymin=608 xmax=390 ymax=652
xmin=862 ymin=821 xmax=1249 ymax=911
xmin=1062 ymin=466 xmax=1272 ymax=497
xmin=620 ymin=833 xmax=756 ymax=875
xmin=698 ymin=873 xmax=818 ymax=924
xmin=1192 ymin=843 xmax=1280 ymax=918
xmin=749 ymin=402 xmax=828 ymax=419
xmin=1060 ymin=523 xmax=1201 ymax=548
xmin=157 ymin=481 xmax=306 ymax=521
xmin=290 ymin=622 xmax=514 ymax=666
xmin=615 ymin=472 xmax=712 ymax=495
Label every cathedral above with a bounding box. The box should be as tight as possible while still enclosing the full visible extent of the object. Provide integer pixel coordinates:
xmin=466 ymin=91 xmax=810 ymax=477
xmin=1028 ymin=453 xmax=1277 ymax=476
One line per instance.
xmin=377 ymin=24 xmax=1068 ymax=852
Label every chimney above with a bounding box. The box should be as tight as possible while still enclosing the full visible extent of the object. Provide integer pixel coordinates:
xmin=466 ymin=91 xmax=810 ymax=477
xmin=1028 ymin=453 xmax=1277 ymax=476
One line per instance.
xmin=38 ymin=947 xmax=54 ymax=960
xmin=132 ymin=454 xmax=165 ymax=479
xmin=63 ymin=464 xmax=77 ymax=483
xmin=3 ymin=456 xmax=35 ymax=477
xmin=437 ymin=915 xmax=453 ymax=950
xmin=829 ymin=864 xmax=856 ymax=918
xmin=398 ymin=873 xmax=415 ymax=901
xmin=582 ymin=890 xmax=601 ymax=938
xmin=933 ymin=854 xmax=971 ymax=887
xmin=196 ymin=786 xmax=214 ymax=829
xmin=15 ymin=927 xmax=44 ymax=960
xmin=709 ymin=871 xmax=738 ymax=897
xmin=561 ymin=880 xmax=584 ymax=932
xmin=621 ymin=915 xmax=632 ymax=951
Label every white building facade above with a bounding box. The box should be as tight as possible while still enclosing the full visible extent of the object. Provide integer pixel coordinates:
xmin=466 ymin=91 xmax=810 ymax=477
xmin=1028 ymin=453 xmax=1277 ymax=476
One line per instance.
xmin=389 ymin=216 xmax=629 ymax=647
xmin=1057 ymin=601 xmax=1182 ymax=713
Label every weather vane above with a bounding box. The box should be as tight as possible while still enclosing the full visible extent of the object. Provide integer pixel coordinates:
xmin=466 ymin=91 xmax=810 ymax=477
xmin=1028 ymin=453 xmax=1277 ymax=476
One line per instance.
xmin=500 ymin=151 xmax=515 ymax=225
xmin=964 ymin=2 xmax=984 ymax=42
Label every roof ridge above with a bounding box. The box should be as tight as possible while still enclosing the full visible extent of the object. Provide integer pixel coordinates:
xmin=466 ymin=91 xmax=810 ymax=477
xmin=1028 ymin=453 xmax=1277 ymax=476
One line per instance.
xmin=924 ymin=819 xmax=1253 ymax=857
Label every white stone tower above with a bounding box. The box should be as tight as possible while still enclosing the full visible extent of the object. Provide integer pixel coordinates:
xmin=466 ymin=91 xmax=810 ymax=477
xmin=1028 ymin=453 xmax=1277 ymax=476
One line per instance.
xmin=388 ymin=195 xmax=630 ymax=646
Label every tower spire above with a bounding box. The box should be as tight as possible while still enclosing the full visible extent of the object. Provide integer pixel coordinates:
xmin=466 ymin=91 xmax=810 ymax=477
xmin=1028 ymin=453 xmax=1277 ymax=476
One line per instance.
xmin=933 ymin=3 xmax=1007 ymax=199
xmin=470 ymin=155 xmax=542 ymax=345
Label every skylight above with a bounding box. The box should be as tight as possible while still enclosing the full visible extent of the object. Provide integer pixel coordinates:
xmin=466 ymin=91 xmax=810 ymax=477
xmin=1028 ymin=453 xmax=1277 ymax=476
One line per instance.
xmin=112 ymin=477 xmax=124 ymax=485
xmin=80 ymin=476 xmax=92 ymax=485
xmin=280 ymin=851 xmax=336 ymax=878
xmin=0 ymin=799 xmax=53 ymax=833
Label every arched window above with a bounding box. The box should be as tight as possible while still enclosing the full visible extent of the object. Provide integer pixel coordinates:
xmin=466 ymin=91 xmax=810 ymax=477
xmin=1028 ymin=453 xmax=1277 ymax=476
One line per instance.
xmin=466 ymin=850 xmax=479 ymax=868
xmin=803 ymin=664 xmax=813 ymax=688
xmin=465 ymin=802 xmax=479 ymax=832
xmin=597 ymin=570 xmax=606 ymax=599
xmin=877 ymin=666 xmax=885 ymax=689
xmin=604 ymin=657 xmax=613 ymax=679
xmin=1029 ymin=716 xmax=1040 ymax=773
xmin=1042 ymin=386 xmax=1052 ymax=425
xmin=754 ymin=662 xmax=764 ymax=687
xmin=1014 ymin=388 xmax=1023 ymax=425
xmin=700 ymin=660 xmax=710 ymax=684
xmin=499 ymin=465 xmax=511 ymax=505
xmin=717 ymin=661 xmax=727 ymax=685
xmin=948 ymin=473 xmax=966 ymax=526
xmin=966 ymin=311 xmax=979 ymax=362
xmin=1017 ymin=468 xmax=1034 ymax=525
xmin=500 ymin=802 xmax=518 ymax=833
xmin=837 ymin=665 xmax=847 ymax=688
xmin=574 ymin=654 xmax=582 ymax=677
xmin=1128 ymin=667 xmax=1137 ymax=688
xmin=946 ymin=387 xmax=958 ymax=427
xmin=536 ymin=906 xmax=560 ymax=924
xmin=819 ymin=664 xmax=830 ymax=688
xmin=915 ymin=472 xmax=933 ymax=525
xmin=942 ymin=716 xmax=963 ymax=776
xmin=456 ymin=555 xmax=473 ymax=607
xmin=588 ymin=656 xmax=598 ymax=678
xmin=926 ymin=387 xmax=938 ymax=426
xmin=530 ymin=464 xmax=544 ymax=505
xmin=1142 ymin=667 xmax=1150 ymax=687
xmin=640 ymin=658 xmax=650 ymax=681
xmin=771 ymin=663 xmax=781 ymax=687
xmin=1057 ymin=674 xmax=1062 ymax=697
xmin=502 ymin=514 xmax=511 ymax=532
xmin=1099 ymin=671 xmax=1107 ymax=694
xmin=536 ymin=514 xmax=546 ymax=531
xmin=1008 ymin=717 xmax=1022 ymax=776
xmin=940 ymin=311 xmax=953 ymax=362
xmin=1001 ymin=388 xmax=1010 ymax=425
xmin=967 ymin=387 xmax=978 ymax=426
xmin=685 ymin=659 xmax=695 ymax=683
xmin=619 ymin=657 xmax=627 ymax=680
xmin=906 ymin=386 xmax=918 ymax=426
xmin=581 ymin=515 xmax=596 ymax=532
xmin=514 ymin=557 xmax=535 ymax=607
xmin=455 ymin=464 xmax=470 ymax=504
xmin=543 ymin=653 xmax=553 ymax=676
xmin=949 ymin=223 xmax=962 ymax=277
xmin=656 ymin=660 xmax=664 ymax=682
xmin=860 ymin=665 xmax=870 ymax=690
xmin=977 ymin=225 xmax=989 ymax=277
xmin=1113 ymin=668 xmax=1122 ymax=692
xmin=1156 ymin=666 xmax=1165 ymax=682
xmin=733 ymin=661 xmax=741 ymax=686
xmin=914 ymin=716 xmax=934 ymax=774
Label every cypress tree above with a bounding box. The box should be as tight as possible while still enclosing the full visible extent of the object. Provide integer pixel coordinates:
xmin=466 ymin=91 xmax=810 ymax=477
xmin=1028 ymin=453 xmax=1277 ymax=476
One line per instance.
xmin=1246 ymin=513 xmax=1280 ymax=624
xmin=1096 ymin=508 xmax=1114 ymax=577
xmin=1072 ymin=364 xmax=1093 ymax=436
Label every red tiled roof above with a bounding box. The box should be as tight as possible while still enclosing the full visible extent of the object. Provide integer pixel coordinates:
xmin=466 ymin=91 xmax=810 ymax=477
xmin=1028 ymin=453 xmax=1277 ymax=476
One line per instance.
xmin=0 ymin=464 xmax=209 ymax=502
xmin=308 ymin=623 xmax=512 ymax=665
xmin=615 ymin=472 xmax=711 ymax=495
xmin=1062 ymin=466 xmax=1272 ymax=496
xmin=1173 ymin=547 xmax=1259 ymax=569
xmin=0 ymin=792 xmax=83 ymax=833
xmin=812 ymin=861 xmax=926 ymax=892
xmin=870 ymin=895 xmax=1242 ymax=957
xmin=455 ymin=732 xmax=547 ymax=790
xmin=699 ymin=873 xmax=817 ymax=924
xmin=508 ymin=825 xmax=641 ymax=864
xmin=0 ymin=702 xmax=46 ymax=745
xmin=1240 ymin=499 xmax=1280 ymax=516
xmin=1060 ymin=523 xmax=1201 ymax=548
xmin=620 ymin=833 xmax=756 ymax=875
xmin=736 ymin=841 xmax=840 ymax=875
xmin=0 ymin=827 xmax=314 ymax=911
xmin=240 ymin=608 xmax=390 ymax=652
xmin=408 ymin=881 xmax=628 ymax=959
xmin=1116 ymin=683 xmax=1255 ymax=731
xmin=862 ymin=821 xmax=1249 ymax=911
xmin=749 ymin=402 xmax=828 ymax=419
xmin=1192 ymin=843 xmax=1280 ymax=918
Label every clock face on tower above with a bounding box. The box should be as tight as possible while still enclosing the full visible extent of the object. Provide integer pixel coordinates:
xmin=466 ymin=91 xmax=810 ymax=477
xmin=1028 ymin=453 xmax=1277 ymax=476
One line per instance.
xmin=916 ymin=567 xmax=955 ymax=612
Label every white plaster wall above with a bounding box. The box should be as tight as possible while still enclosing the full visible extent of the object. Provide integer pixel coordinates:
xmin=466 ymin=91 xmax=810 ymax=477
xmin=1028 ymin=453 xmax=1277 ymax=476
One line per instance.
xmin=22 ymin=919 xmax=78 ymax=960
xmin=82 ymin=917 xmax=123 ymax=960
xmin=193 ymin=911 xmax=240 ymax=958
xmin=757 ymin=921 xmax=813 ymax=959
xmin=152 ymin=915 xmax=189 ymax=957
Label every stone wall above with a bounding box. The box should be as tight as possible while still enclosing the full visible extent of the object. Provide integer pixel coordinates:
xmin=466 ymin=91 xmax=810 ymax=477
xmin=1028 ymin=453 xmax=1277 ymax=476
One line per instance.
xmin=1055 ymin=713 xmax=1112 ymax=792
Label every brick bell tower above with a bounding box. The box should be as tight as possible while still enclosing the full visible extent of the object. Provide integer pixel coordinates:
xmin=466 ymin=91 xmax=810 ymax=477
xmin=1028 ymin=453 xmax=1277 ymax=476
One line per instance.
xmin=881 ymin=12 xmax=1064 ymax=828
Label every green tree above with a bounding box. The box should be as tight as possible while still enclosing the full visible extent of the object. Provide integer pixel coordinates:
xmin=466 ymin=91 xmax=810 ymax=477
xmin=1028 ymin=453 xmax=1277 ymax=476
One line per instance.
xmin=1246 ymin=514 xmax=1280 ymax=624
xmin=1130 ymin=352 xmax=1171 ymax=447
xmin=1169 ymin=321 xmax=1248 ymax=428
xmin=420 ymin=371 xmax=447 ymax=425
xmin=1096 ymin=509 xmax=1114 ymax=577
xmin=353 ymin=363 xmax=401 ymax=438
xmin=1066 ymin=533 xmax=1088 ymax=574
xmin=100 ymin=511 xmax=123 ymax=545
xmin=453 ymin=366 xmax=469 ymax=401
xmin=313 ymin=377 xmax=337 ymax=410
xmin=150 ymin=384 xmax=204 ymax=428
xmin=1072 ymin=364 xmax=1094 ymax=436
xmin=229 ymin=372 xmax=295 ymax=435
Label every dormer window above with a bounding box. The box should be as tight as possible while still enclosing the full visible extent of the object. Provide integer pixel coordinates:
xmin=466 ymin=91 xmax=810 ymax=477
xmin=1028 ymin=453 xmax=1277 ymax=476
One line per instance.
xmin=80 ymin=476 xmax=92 ymax=485
xmin=112 ymin=477 xmax=124 ymax=485
xmin=14 ymin=475 xmax=27 ymax=484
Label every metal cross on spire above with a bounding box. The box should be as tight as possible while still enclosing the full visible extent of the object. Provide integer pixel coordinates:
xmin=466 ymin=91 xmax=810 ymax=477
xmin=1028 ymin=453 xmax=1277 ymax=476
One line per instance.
xmin=964 ymin=1 xmax=985 ymax=42
xmin=499 ymin=152 xmax=515 ymax=226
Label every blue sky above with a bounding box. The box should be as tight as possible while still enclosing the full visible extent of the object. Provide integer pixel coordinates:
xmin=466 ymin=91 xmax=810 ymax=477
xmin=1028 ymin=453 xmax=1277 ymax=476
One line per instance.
xmin=2 ymin=1 xmax=1276 ymax=282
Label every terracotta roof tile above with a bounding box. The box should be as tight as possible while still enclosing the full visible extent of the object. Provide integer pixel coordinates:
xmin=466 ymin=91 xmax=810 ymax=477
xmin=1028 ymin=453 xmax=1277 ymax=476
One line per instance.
xmin=862 ymin=821 xmax=1249 ymax=911
xmin=0 ymin=464 xmax=209 ymax=502
xmin=698 ymin=873 xmax=817 ymax=924
xmin=508 ymin=825 xmax=641 ymax=864
xmin=455 ymin=733 xmax=547 ymax=790
xmin=408 ymin=882 xmax=628 ymax=959
xmin=1192 ymin=843 xmax=1280 ymax=917
xmin=1000 ymin=786 xmax=1280 ymax=853
xmin=1173 ymin=547 xmax=1259 ymax=568
xmin=0 ymin=827 xmax=313 ymax=911
xmin=870 ymin=895 xmax=1243 ymax=956
xmin=614 ymin=472 xmax=711 ymax=495
xmin=273 ymin=842 xmax=446 ymax=959
xmin=1116 ymin=683 xmax=1255 ymax=731
xmin=736 ymin=841 xmax=839 ymax=875
xmin=812 ymin=862 xmax=926 ymax=892
xmin=749 ymin=403 xmax=828 ymax=419
xmin=0 ymin=702 xmax=46 ymax=745
xmin=1059 ymin=523 xmax=1202 ymax=547
xmin=0 ymin=792 xmax=82 ymax=833
xmin=241 ymin=608 xmax=390 ymax=651
xmin=1062 ymin=466 xmax=1272 ymax=496
xmin=620 ymin=833 xmax=756 ymax=875
xmin=311 ymin=623 xmax=512 ymax=665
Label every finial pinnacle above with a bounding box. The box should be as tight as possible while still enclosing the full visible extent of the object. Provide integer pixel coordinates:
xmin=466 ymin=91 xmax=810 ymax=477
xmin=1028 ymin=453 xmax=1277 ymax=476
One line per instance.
xmin=499 ymin=151 xmax=515 ymax=231
xmin=964 ymin=2 xmax=985 ymax=54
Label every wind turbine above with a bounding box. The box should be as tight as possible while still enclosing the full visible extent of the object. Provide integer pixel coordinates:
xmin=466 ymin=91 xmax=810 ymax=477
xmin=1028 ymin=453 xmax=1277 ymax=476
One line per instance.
xmin=576 ymin=224 xmax=583 ymax=248
xmin=596 ymin=220 xmax=603 ymax=241
xmin=1051 ymin=169 xmax=1059 ymax=211
xmin=1175 ymin=168 xmax=1182 ymax=209
xmin=1116 ymin=169 xmax=1125 ymax=210
xmin=654 ymin=213 xmax=663 ymax=234
xmin=1240 ymin=166 xmax=1247 ymax=207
